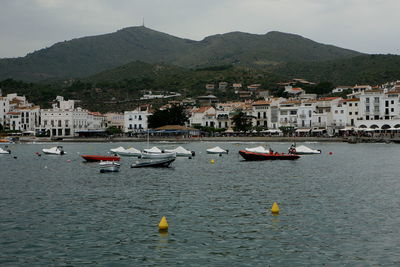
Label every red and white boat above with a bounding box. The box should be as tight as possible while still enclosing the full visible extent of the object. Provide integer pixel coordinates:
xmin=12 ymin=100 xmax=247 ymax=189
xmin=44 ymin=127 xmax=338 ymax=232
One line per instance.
xmin=81 ymin=155 xmax=120 ymax=162
xmin=239 ymin=150 xmax=300 ymax=160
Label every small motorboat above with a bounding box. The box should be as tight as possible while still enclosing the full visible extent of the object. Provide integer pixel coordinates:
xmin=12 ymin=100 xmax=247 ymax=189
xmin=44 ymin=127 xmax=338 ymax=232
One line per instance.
xmin=164 ymin=146 xmax=195 ymax=157
xmin=143 ymin=147 xmax=162 ymax=153
xmin=239 ymin=150 xmax=300 ymax=160
xmin=131 ymin=158 xmax=175 ymax=168
xmin=110 ymin=146 xmax=141 ymax=157
xmin=81 ymin=155 xmax=120 ymax=162
xmin=99 ymin=161 xmax=121 ymax=173
xmin=0 ymin=147 xmax=11 ymax=154
xmin=290 ymin=145 xmax=321 ymax=155
xmin=206 ymin=146 xmax=228 ymax=154
xmin=42 ymin=146 xmax=66 ymax=155
xmin=140 ymin=151 xmax=176 ymax=159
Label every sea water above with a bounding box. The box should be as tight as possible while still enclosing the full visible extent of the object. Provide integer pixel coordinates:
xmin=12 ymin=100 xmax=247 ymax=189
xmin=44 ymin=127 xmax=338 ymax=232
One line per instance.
xmin=1 ymin=142 xmax=400 ymax=265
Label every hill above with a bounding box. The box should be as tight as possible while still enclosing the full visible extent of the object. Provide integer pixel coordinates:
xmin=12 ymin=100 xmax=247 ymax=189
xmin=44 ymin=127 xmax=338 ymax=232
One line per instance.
xmin=0 ymin=26 xmax=362 ymax=81
xmin=271 ymin=54 xmax=400 ymax=85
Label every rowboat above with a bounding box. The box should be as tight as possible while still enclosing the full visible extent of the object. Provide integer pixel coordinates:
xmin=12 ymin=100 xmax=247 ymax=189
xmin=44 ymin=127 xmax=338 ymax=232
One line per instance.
xmin=99 ymin=161 xmax=121 ymax=172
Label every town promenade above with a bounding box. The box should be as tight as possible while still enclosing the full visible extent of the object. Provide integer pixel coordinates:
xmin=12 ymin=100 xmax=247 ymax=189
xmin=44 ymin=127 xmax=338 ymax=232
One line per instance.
xmin=15 ymin=135 xmax=400 ymax=143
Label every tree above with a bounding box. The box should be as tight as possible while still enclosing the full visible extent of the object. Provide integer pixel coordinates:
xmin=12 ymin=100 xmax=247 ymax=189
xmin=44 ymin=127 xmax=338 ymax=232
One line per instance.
xmin=148 ymin=105 xmax=188 ymax=128
xmin=279 ymin=126 xmax=295 ymax=136
xmin=231 ymin=112 xmax=253 ymax=132
xmin=105 ymin=126 xmax=123 ymax=135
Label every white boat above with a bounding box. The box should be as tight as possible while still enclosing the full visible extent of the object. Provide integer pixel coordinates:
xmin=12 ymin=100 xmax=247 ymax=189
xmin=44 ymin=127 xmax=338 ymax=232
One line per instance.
xmin=99 ymin=161 xmax=121 ymax=173
xmin=245 ymin=146 xmax=270 ymax=154
xmin=140 ymin=151 xmax=176 ymax=159
xmin=291 ymin=145 xmax=321 ymax=155
xmin=206 ymin=146 xmax=228 ymax=154
xmin=110 ymin=146 xmax=141 ymax=157
xmin=164 ymin=146 xmax=194 ymax=157
xmin=42 ymin=146 xmax=66 ymax=155
xmin=0 ymin=147 xmax=11 ymax=154
xmin=143 ymin=146 xmax=162 ymax=153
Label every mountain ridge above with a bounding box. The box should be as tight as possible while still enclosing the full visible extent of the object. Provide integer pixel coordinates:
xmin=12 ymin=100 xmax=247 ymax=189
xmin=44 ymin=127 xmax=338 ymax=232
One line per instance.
xmin=0 ymin=26 xmax=362 ymax=81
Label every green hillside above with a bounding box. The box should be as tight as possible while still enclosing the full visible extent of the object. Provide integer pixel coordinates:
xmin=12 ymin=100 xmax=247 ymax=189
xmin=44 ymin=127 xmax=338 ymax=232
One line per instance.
xmin=0 ymin=27 xmax=362 ymax=82
xmin=272 ymin=54 xmax=400 ymax=85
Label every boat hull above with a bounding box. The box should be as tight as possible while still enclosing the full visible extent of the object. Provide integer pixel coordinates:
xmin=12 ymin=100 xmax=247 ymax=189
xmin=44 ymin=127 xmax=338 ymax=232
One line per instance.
xmin=81 ymin=155 xmax=120 ymax=162
xmin=140 ymin=152 xmax=176 ymax=159
xmin=131 ymin=158 xmax=175 ymax=168
xmin=239 ymin=150 xmax=300 ymax=160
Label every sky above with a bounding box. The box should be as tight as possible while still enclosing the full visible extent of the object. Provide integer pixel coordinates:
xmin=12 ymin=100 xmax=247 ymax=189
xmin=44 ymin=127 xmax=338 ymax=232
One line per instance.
xmin=0 ymin=0 xmax=399 ymax=58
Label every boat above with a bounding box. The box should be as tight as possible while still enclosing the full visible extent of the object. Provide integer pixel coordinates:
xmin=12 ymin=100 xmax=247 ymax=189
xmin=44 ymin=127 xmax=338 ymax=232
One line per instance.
xmin=131 ymin=158 xmax=175 ymax=168
xmin=110 ymin=146 xmax=141 ymax=157
xmin=42 ymin=146 xmax=66 ymax=155
xmin=290 ymin=144 xmax=321 ymax=155
xmin=81 ymin=155 xmax=120 ymax=162
xmin=99 ymin=161 xmax=120 ymax=173
xmin=0 ymin=147 xmax=11 ymax=154
xmin=245 ymin=146 xmax=270 ymax=153
xmin=140 ymin=151 xmax=176 ymax=159
xmin=143 ymin=146 xmax=162 ymax=153
xmin=206 ymin=146 xmax=228 ymax=154
xmin=239 ymin=150 xmax=300 ymax=160
xmin=163 ymin=146 xmax=195 ymax=157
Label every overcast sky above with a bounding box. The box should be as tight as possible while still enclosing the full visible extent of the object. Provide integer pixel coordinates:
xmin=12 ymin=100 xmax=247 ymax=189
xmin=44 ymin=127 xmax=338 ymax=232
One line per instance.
xmin=1 ymin=0 xmax=399 ymax=58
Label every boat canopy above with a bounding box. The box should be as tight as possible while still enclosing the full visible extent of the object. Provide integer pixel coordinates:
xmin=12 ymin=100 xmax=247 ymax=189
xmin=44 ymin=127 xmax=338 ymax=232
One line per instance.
xmin=207 ymin=146 xmax=227 ymax=153
xmin=245 ymin=146 xmax=270 ymax=153
xmin=143 ymin=147 xmax=162 ymax=153
xmin=164 ymin=146 xmax=191 ymax=154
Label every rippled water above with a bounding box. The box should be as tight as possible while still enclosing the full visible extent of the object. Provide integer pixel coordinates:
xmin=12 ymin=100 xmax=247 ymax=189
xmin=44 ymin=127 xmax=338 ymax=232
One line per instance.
xmin=1 ymin=141 xmax=400 ymax=265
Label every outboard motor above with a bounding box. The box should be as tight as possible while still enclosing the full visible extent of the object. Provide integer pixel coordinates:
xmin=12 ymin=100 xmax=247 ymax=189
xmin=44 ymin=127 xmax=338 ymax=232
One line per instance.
xmin=191 ymin=151 xmax=195 ymax=157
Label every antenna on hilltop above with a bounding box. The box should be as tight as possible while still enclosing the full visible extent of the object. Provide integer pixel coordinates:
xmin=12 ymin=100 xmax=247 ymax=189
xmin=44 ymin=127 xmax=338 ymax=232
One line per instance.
xmin=142 ymin=17 xmax=145 ymax=27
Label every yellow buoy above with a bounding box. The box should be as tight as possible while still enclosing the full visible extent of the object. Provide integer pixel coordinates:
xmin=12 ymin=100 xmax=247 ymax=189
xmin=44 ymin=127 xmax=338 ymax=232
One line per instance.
xmin=158 ymin=216 xmax=169 ymax=231
xmin=271 ymin=202 xmax=280 ymax=214
xmin=210 ymin=159 xmax=215 ymax=164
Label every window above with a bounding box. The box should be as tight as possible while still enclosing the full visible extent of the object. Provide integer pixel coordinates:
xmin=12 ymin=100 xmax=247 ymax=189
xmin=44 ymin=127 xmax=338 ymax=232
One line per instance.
xmin=366 ymin=106 xmax=370 ymax=112
xmin=349 ymin=112 xmax=352 ymax=115
xmin=391 ymin=108 xmax=394 ymax=112
xmin=341 ymin=110 xmax=344 ymax=114
xmin=391 ymin=100 xmax=394 ymax=105
xmin=349 ymin=103 xmax=352 ymax=107
xmin=366 ymin=98 xmax=370 ymax=104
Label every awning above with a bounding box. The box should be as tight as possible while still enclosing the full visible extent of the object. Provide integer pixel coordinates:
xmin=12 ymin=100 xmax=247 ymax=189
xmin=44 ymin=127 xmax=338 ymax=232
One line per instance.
xmin=339 ymin=127 xmax=355 ymax=131
xmin=296 ymin=128 xmax=311 ymax=132
xmin=312 ymin=129 xmax=325 ymax=132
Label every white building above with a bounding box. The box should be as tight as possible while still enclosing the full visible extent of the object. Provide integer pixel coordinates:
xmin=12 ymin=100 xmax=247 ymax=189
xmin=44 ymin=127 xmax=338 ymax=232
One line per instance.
xmin=189 ymin=106 xmax=216 ymax=127
xmin=37 ymin=96 xmax=104 ymax=137
xmin=356 ymin=89 xmax=400 ymax=129
xmin=124 ymin=106 xmax=152 ymax=133
xmin=7 ymin=106 xmax=40 ymax=133
xmin=252 ymin=100 xmax=271 ymax=128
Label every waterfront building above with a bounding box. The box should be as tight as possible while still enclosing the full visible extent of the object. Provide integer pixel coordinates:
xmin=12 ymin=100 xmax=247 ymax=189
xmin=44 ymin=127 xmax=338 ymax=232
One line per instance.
xmin=105 ymin=112 xmax=124 ymax=130
xmin=278 ymin=100 xmax=301 ymax=128
xmin=37 ymin=96 xmax=104 ymax=137
xmin=189 ymin=106 xmax=216 ymax=127
xmin=356 ymin=89 xmax=400 ymax=129
xmin=7 ymin=106 xmax=40 ymax=133
xmin=252 ymin=100 xmax=271 ymax=128
xmin=124 ymin=105 xmax=152 ymax=133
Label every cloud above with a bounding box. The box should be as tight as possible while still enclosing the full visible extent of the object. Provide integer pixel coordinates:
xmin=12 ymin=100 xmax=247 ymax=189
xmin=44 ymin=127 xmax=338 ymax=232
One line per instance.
xmin=0 ymin=0 xmax=399 ymax=58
